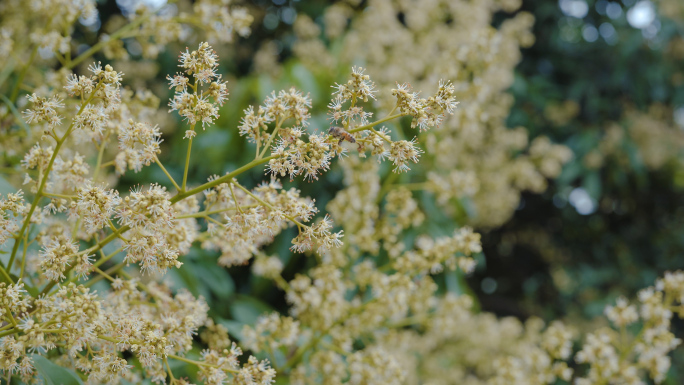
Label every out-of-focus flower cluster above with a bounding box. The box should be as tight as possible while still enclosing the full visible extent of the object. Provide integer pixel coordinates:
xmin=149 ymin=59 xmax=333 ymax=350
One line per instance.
xmin=581 ymin=104 xmax=684 ymax=173
xmin=289 ymin=0 xmax=572 ymax=227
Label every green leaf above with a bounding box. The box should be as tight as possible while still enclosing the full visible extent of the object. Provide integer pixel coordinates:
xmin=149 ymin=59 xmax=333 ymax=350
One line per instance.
xmin=290 ymin=63 xmax=320 ymax=101
xmin=32 ymin=355 xmax=84 ymax=385
xmin=583 ymin=171 xmax=602 ymax=200
xmin=169 ymin=263 xmax=209 ymax=300
xmin=230 ymin=295 xmax=274 ymax=325
xmin=218 ymin=319 xmax=246 ymax=341
xmin=23 ymin=283 xmax=39 ymax=297
xmin=0 ymin=94 xmax=31 ymax=136
xmin=193 ymin=262 xmax=235 ymax=299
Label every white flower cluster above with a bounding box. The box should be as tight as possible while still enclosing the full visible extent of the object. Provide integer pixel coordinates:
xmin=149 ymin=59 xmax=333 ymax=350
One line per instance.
xmin=242 ymin=312 xmax=300 ymax=353
xmin=168 ymin=42 xmax=229 ymax=136
xmin=116 ymin=184 xmax=182 ymax=274
xmin=201 ymin=179 xmax=323 ymax=266
xmin=392 ymin=80 xmax=458 ymax=132
xmin=0 ymin=191 xmax=27 ymax=246
xmin=574 ymin=271 xmax=684 ymax=384
xmin=116 ymin=120 xmax=163 ymax=174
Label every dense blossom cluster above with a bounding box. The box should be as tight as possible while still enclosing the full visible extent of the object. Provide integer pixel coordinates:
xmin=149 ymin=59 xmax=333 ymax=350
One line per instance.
xmin=168 ymin=42 xmax=230 ymax=137
xmin=0 ymin=34 xmax=479 ymax=383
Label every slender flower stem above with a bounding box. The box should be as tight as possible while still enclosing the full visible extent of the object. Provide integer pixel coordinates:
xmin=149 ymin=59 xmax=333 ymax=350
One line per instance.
xmin=0 ymin=265 xmax=12 ymax=283
xmin=9 ymin=47 xmax=38 ymax=103
xmin=19 ymin=228 xmax=29 ymax=280
xmin=181 ymin=136 xmax=194 ymax=192
xmin=258 ymin=119 xmax=282 ymax=159
xmin=85 ymin=262 xmax=126 ymax=288
xmin=168 ymin=354 xmax=239 ymax=374
xmin=0 ymin=323 xmax=14 ymax=332
xmin=154 ymin=155 xmax=181 ymax=192
xmin=348 ymin=113 xmax=406 ymax=133
xmin=0 ymin=328 xmax=19 ymax=338
xmin=203 ymin=215 xmax=223 ymax=226
xmin=174 ymin=205 xmax=258 ymax=219
xmin=4 ymin=305 xmax=18 ymax=327
xmin=92 ymin=130 xmax=111 ymax=181
xmin=164 ymin=357 xmax=177 ymax=384
xmin=66 ymin=14 xmax=152 ymax=69
xmin=233 ymin=183 xmax=306 ymax=228
xmin=92 ymin=246 xmax=125 ymax=269
xmin=170 ymin=155 xmax=279 ymax=204
xmin=369 ymin=127 xmax=393 ymax=144
xmin=42 ymin=191 xmax=77 ymax=200
xmin=228 ymin=183 xmax=244 ymax=214
xmin=93 ymin=267 xmax=115 ymax=282
xmin=273 ymin=274 xmax=291 ymax=292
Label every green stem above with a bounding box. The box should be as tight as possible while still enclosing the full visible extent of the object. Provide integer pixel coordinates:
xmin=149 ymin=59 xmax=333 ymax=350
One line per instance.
xmin=4 ymin=305 xmax=18 ymax=327
xmin=228 ymin=183 xmax=244 ymax=214
xmin=92 ymin=246 xmax=125 ymax=269
xmin=181 ymin=136 xmax=194 ymax=191
xmin=42 ymin=191 xmax=76 ymax=200
xmin=233 ymin=183 xmax=305 ymax=228
xmin=155 ymin=155 xmax=181 ymax=192
xmin=0 ymin=94 xmax=30 ymax=134
xmin=92 ymin=130 xmax=111 ymax=181
xmin=174 ymin=205 xmax=258 ymax=219
xmin=9 ymin=47 xmax=38 ymax=103
xmin=85 ymin=262 xmax=125 ymax=288
xmin=369 ymin=127 xmax=392 ymax=144
xmin=168 ymin=354 xmax=239 ymax=374
xmin=19 ymin=227 xmax=29 ymax=280
xmin=258 ymin=119 xmax=282 ymax=159
xmin=170 ymin=155 xmax=279 ymax=204
xmin=348 ymin=113 xmax=406 ymax=134
xmin=0 ymin=328 xmax=19 ymax=338
xmin=203 ymin=215 xmax=223 ymax=226
xmin=273 ymin=274 xmax=291 ymax=292
xmin=0 ymin=264 xmax=12 ymax=283
xmin=93 ymin=267 xmax=115 ymax=282
xmin=164 ymin=357 xmax=177 ymax=384
xmin=66 ymin=14 xmax=151 ymax=69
